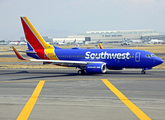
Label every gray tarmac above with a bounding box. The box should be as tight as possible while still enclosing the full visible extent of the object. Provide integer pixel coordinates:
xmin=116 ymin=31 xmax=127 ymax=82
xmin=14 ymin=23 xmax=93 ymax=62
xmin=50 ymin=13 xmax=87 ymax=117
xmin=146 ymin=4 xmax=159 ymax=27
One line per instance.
xmin=0 ymin=69 xmax=165 ymax=120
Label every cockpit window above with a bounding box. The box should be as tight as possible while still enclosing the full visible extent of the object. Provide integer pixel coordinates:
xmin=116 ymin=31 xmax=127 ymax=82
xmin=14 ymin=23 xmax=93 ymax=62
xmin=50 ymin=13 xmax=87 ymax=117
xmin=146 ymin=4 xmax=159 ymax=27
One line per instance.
xmin=145 ymin=55 xmax=150 ymax=57
xmin=145 ymin=54 xmax=156 ymax=58
xmin=151 ymin=54 xmax=156 ymax=57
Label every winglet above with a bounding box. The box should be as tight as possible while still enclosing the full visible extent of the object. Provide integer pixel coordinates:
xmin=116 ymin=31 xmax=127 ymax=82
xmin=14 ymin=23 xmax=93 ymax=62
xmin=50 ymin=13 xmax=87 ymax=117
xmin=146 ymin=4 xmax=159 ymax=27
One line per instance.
xmin=12 ymin=46 xmax=26 ymax=60
xmin=99 ymin=43 xmax=103 ymax=49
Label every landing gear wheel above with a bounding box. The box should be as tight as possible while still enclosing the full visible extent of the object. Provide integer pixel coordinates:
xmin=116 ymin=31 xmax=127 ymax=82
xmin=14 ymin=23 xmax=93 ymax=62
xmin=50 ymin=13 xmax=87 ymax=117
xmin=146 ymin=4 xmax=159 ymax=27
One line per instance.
xmin=141 ymin=70 xmax=146 ymax=74
xmin=78 ymin=70 xmax=82 ymax=75
xmin=78 ymin=70 xmax=85 ymax=75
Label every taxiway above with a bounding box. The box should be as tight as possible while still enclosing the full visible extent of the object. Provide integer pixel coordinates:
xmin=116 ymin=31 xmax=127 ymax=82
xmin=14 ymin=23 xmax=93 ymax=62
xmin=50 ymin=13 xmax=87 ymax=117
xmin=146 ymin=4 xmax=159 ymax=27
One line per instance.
xmin=0 ymin=69 xmax=165 ymax=120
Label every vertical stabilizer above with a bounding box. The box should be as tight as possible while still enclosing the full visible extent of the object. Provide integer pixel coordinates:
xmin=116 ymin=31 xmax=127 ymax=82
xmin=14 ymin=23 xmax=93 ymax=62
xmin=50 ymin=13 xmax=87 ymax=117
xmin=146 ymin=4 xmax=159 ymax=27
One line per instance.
xmin=99 ymin=43 xmax=103 ymax=49
xmin=20 ymin=16 xmax=53 ymax=50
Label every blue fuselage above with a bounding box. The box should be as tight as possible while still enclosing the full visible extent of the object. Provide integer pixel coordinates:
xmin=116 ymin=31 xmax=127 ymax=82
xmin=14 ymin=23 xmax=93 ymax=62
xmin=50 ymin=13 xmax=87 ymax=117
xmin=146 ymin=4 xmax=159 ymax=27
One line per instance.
xmin=53 ymin=48 xmax=163 ymax=69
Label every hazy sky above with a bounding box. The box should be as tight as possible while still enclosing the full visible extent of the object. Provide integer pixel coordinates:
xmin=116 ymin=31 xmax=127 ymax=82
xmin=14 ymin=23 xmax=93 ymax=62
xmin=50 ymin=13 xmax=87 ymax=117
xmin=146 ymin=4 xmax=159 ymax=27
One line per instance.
xmin=0 ymin=0 xmax=165 ymax=40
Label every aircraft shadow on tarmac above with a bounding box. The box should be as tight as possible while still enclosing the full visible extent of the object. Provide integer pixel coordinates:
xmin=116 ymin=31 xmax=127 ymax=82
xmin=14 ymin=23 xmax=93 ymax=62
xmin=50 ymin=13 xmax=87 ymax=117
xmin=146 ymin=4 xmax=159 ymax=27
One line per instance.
xmin=0 ymin=70 xmax=151 ymax=81
xmin=9 ymin=71 xmax=103 ymax=80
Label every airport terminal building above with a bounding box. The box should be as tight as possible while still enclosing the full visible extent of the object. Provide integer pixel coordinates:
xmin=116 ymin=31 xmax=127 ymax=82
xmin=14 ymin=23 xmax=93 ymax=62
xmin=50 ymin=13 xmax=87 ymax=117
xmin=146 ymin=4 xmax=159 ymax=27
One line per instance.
xmin=53 ymin=29 xmax=159 ymax=43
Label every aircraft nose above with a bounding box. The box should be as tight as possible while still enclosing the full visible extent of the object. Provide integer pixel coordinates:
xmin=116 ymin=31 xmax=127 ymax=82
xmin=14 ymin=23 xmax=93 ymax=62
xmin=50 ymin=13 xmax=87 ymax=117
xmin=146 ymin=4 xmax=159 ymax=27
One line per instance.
xmin=154 ymin=57 xmax=164 ymax=65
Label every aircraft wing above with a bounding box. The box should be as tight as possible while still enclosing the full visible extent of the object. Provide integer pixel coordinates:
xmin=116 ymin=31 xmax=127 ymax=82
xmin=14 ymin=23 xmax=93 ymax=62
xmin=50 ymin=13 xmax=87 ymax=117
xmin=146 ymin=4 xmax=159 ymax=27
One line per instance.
xmin=30 ymin=59 xmax=105 ymax=67
xmin=30 ymin=59 xmax=87 ymax=65
xmin=12 ymin=46 xmax=105 ymax=67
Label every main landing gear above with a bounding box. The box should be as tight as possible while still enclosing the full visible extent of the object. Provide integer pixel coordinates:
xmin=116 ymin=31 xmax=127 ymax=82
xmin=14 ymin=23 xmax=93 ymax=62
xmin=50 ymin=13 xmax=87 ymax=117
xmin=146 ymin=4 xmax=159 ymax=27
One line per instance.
xmin=78 ymin=70 xmax=85 ymax=75
xmin=141 ymin=70 xmax=146 ymax=74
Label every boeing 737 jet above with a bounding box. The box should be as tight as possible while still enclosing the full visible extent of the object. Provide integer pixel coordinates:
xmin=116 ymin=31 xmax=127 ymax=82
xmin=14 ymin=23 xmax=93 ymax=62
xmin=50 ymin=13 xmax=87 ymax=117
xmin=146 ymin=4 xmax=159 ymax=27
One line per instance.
xmin=12 ymin=16 xmax=163 ymax=75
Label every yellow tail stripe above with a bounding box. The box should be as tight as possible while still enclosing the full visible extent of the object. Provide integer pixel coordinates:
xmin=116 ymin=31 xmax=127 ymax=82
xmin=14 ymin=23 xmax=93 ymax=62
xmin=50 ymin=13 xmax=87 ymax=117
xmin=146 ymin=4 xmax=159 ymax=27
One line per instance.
xmin=45 ymin=49 xmax=59 ymax=60
xmin=23 ymin=16 xmax=53 ymax=49
xmin=102 ymin=79 xmax=151 ymax=120
xmin=99 ymin=43 xmax=103 ymax=49
xmin=17 ymin=80 xmax=45 ymax=120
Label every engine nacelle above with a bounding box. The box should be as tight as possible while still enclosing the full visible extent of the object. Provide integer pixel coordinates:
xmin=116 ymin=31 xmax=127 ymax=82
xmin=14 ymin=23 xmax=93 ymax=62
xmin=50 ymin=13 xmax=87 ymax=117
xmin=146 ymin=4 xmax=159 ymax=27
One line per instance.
xmin=86 ymin=63 xmax=106 ymax=73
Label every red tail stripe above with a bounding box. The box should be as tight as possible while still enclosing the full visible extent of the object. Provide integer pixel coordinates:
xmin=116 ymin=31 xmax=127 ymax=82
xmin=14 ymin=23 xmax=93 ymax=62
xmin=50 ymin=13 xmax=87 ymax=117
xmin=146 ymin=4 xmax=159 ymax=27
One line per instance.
xmin=21 ymin=17 xmax=44 ymax=50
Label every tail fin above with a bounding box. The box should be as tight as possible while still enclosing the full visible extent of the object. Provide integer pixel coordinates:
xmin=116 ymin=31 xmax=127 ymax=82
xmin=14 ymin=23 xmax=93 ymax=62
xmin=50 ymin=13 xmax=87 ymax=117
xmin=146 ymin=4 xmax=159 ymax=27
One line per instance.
xmin=99 ymin=43 xmax=103 ymax=49
xmin=20 ymin=16 xmax=53 ymax=50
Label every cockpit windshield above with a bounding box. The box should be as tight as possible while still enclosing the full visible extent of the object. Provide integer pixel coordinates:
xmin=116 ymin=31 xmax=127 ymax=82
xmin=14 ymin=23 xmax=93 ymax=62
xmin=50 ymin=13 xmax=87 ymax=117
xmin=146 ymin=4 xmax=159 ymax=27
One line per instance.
xmin=145 ymin=54 xmax=156 ymax=58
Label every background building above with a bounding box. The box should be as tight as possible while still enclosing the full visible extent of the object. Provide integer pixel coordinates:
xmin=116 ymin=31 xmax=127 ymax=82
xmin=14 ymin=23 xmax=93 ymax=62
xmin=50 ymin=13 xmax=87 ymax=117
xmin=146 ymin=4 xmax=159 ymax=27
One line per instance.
xmin=20 ymin=29 xmax=162 ymax=44
xmin=52 ymin=29 xmax=159 ymax=44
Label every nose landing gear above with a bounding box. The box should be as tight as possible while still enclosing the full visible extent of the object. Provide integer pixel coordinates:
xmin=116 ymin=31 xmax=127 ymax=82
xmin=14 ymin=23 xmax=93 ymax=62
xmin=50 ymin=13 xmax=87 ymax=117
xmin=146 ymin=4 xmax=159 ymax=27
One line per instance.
xmin=141 ymin=68 xmax=152 ymax=74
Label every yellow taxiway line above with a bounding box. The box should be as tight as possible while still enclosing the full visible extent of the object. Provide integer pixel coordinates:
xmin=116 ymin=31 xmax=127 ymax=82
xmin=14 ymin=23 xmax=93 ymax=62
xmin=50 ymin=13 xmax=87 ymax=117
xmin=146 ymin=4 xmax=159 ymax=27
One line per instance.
xmin=17 ymin=80 xmax=45 ymax=120
xmin=102 ymin=79 xmax=151 ymax=120
xmin=14 ymin=78 xmax=156 ymax=119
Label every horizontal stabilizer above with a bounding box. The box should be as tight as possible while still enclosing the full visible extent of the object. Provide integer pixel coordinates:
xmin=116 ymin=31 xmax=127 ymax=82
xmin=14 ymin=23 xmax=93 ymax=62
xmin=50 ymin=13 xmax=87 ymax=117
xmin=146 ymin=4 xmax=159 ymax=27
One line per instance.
xmin=18 ymin=50 xmax=37 ymax=54
xmin=12 ymin=46 xmax=26 ymax=60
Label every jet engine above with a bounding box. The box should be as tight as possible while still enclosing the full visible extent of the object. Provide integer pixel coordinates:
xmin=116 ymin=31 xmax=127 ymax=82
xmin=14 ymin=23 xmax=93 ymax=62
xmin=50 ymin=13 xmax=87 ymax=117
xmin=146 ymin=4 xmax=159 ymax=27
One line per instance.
xmin=86 ymin=63 xmax=106 ymax=73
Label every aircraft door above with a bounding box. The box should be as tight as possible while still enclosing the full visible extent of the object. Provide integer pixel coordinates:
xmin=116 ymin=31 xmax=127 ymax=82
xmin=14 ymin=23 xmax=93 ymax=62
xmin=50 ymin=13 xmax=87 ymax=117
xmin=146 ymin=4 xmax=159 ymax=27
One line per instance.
xmin=135 ymin=52 xmax=140 ymax=62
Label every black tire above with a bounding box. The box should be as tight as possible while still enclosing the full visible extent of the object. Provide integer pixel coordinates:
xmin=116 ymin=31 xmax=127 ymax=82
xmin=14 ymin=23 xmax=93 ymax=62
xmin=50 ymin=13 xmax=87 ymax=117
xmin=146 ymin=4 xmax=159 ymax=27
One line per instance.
xmin=78 ymin=70 xmax=82 ymax=75
xmin=141 ymin=71 xmax=146 ymax=74
xmin=78 ymin=70 xmax=85 ymax=75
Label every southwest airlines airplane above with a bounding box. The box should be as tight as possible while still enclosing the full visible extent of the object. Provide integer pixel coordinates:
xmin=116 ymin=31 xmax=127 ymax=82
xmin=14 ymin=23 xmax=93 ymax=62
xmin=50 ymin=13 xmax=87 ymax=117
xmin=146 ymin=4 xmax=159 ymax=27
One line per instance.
xmin=12 ymin=16 xmax=163 ymax=75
